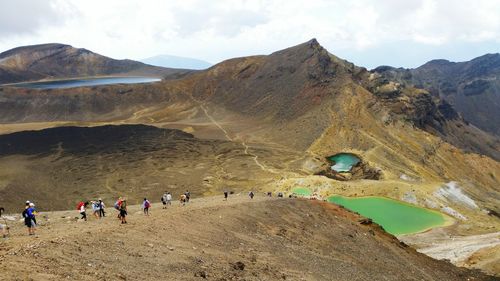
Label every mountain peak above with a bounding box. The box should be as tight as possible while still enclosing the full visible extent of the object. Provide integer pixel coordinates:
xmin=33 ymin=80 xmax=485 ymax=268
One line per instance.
xmin=298 ymin=38 xmax=323 ymax=52
xmin=307 ymin=38 xmax=320 ymax=47
xmin=271 ymin=38 xmax=325 ymax=57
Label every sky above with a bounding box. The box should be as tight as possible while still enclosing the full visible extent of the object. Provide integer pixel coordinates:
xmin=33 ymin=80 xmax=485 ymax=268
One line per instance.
xmin=0 ymin=0 xmax=499 ymax=69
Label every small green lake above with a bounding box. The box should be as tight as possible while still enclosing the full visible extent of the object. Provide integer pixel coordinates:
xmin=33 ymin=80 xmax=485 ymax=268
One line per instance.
xmin=327 ymin=195 xmax=449 ymax=235
xmin=292 ymin=187 xmax=312 ymax=196
xmin=329 ymin=153 xmax=360 ymax=172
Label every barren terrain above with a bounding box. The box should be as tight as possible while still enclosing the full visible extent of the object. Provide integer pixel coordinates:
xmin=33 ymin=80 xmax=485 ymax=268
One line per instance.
xmin=1 ymin=196 xmax=496 ymax=281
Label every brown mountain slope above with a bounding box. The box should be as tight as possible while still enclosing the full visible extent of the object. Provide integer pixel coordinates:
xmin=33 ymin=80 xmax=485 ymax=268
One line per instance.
xmin=0 ymin=43 xmax=191 ymax=84
xmin=0 ymin=197 xmax=495 ymax=281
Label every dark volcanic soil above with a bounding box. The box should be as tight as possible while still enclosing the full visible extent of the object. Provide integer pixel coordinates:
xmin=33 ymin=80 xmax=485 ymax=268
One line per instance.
xmin=0 ymin=125 xmax=285 ymax=211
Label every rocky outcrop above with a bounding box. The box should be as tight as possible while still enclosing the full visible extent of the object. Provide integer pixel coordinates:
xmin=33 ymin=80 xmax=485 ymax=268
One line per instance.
xmin=365 ymin=71 xmax=500 ymax=160
xmin=372 ymin=53 xmax=500 ymax=136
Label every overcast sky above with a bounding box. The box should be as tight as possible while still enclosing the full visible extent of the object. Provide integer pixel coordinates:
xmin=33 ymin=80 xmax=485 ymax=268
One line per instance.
xmin=1 ymin=0 xmax=499 ymax=69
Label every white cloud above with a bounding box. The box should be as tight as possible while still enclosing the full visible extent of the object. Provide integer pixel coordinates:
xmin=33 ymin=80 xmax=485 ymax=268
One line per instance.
xmin=0 ymin=0 xmax=499 ymax=68
xmin=0 ymin=0 xmax=77 ymax=37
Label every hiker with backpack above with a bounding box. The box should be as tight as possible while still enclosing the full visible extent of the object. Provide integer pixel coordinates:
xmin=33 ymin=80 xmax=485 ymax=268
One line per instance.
xmin=223 ymin=190 xmax=229 ymax=201
xmin=114 ymin=198 xmax=123 ymax=219
xmin=180 ymin=194 xmax=187 ymax=206
xmin=142 ymin=198 xmax=151 ymax=215
xmin=119 ymin=198 xmax=128 ymax=224
xmin=91 ymin=201 xmax=100 ymax=219
xmin=185 ymin=190 xmax=191 ymax=203
xmin=22 ymin=201 xmax=37 ymax=235
xmin=77 ymin=201 xmax=88 ymax=221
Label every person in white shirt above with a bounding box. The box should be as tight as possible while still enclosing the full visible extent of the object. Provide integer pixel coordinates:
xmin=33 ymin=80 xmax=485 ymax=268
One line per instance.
xmin=79 ymin=202 xmax=88 ymax=221
xmin=166 ymin=192 xmax=172 ymax=206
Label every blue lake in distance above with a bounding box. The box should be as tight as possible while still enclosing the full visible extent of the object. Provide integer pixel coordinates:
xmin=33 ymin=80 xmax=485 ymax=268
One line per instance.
xmin=8 ymin=77 xmax=161 ymax=89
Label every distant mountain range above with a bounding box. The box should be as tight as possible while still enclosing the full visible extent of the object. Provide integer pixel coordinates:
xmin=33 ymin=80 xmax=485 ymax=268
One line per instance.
xmin=0 ymin=43 xmax=192 ymax=84
xmin=141 ymin=54 xmax=212 ymax=70
xmin=373 ymin=53 xmax=500 ymax=136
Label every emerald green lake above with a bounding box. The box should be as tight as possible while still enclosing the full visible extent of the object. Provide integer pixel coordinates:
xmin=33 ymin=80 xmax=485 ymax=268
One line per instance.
xmin=292 ymin=187 xmax=312 ymax=196
xmin=329 ymin=153 xmax=360 ymax=172
xmin=327 ymin=196 xmax=448 ymax=235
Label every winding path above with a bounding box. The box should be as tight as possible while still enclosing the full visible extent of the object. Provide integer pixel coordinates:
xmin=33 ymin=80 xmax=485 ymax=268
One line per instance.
xmin=189 ymin=95 xmax=280 ymax=174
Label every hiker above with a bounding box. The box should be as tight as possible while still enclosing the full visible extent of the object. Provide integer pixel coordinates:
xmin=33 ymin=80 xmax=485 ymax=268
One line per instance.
xmin=22 ymin=202 xmax=36 ymax=235
xmin=0 ymin=207 xmax=9 ymax=238
xmin=180 ymin=194 xmax=187 ymax=206
xmin=249 ymin=191 xmax=255 ymax=199
xmin=98 ymin=199 xmax=106 ymax=217
xmin=142 ymin=198 xmax=151 ymax=215
xmin=0 ymin=222 xmax=8 ymax=238
xmin=267 ymin=192 xmax=272 ymax=197
xmin=91 ymin=201 xmax=100 ymax=219
xmin=185 ymin=190 xmax=190 ymax=203
xmin=223 ymin=190 xmax=228 ymax=201
xmin=114 ymin=198 xmax=123 ymax=219
xmin=27 ymin=201 xmax=37 ymax=226
xmin=161 ymin=192 xmax=168 ymax=209
xmin=166 ymin=192 xmax=172 ymax=206
xmin=78 ymin=201 xmax=88 ymax=221
xmin=119 ymin=198 xmax=127 ymax=224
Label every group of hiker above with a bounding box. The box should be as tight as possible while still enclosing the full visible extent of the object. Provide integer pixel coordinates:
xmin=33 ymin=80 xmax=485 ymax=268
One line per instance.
xmin=76 ymin=199 xmax=106 ymax=221
xmin=0 ymin=201 xmax=39 ymax=237
xmin=0 ymin=189 xmax=283 ymax=238
xmin=73 ymin=190 xmax=192 ymax=225
xmin=21 ymin=201 xmax=37 ymax=236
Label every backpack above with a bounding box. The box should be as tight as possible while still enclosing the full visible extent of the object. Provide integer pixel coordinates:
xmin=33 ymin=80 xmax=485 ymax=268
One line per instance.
xmin=114 ymin=200 xmax=121 ymax=210
xmin=76 ymin=202 xmax=84 ymax=211
xmin=145 ymin=201 xmax=151 ymax=208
